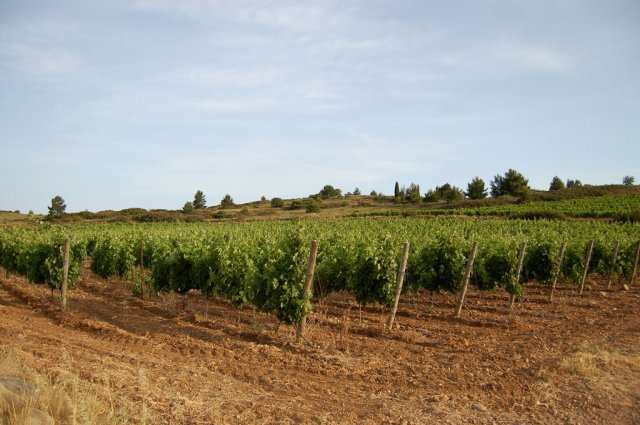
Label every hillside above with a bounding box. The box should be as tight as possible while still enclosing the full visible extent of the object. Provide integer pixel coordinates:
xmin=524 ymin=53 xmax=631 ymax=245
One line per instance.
xmin=5 ymin=184 xmax=639 ymax=226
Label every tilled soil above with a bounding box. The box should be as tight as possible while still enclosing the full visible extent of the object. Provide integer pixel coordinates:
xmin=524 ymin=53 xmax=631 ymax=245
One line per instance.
xmin=1 ymin=265 xmax=639 ymax=424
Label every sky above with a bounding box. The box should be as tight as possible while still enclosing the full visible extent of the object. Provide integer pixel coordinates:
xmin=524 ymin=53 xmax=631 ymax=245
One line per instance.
xmin=1 ymin=0 xmax=639 ymax=213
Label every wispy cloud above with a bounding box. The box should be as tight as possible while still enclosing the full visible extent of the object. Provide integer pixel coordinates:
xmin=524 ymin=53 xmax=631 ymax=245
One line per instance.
xmin=494 ymin=43 xmax=572 ymax=73
xmin=167 ymin=68 xmax=280 ymax=88
xmin=186 ymin=97 xmax=279 ymax=113
xmin=1 ymin=42 xmax=80 ymax=75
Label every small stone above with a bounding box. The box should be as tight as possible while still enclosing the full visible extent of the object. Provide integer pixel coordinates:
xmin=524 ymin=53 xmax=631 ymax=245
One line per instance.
xmin=623 ymin=284 xmax=630 ymax=291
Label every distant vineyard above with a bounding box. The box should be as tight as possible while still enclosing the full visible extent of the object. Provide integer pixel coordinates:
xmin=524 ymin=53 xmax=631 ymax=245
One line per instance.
xmin=1 ymin=218 xmax=639 ymax=325
xmin=451 ymin=194 xmax=640 ymax=219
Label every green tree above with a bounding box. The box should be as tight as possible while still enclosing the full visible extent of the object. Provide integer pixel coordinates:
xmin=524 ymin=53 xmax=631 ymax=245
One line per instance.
xmin=466 ymin=177 xmax=487 ymax=199
xmin=623 ymin=175 xmax=635 ymax=186
xmin=193 ymin=190 xmax=206 ymax=209
xmin=566 ymin=179 xmax=583 ymax=188
xmin=549 ymin=176 xmax=565 ymax=191
xmin=353 ymin=187 xmax=361 ymax=196
xmin=220 ymin=194 xmax=234 ymax=208
xmin=394 ymin=182 xmax=400 ymax=199
xmin=490 ymin=169 xmax=530 ymax=199
xmin=182 ymin=201 xmax=194 ymax=213
xmin=405 ymin=183 xmax=421 ymax=203
xmin=370 ymin=190 xmax=377 ymax=197
xmin=270 ymin=197 xmax=284 ymax=208
xmin=318 ymin=185 xmax=342 ymax=199
xmin=47 ymin=195 xmax=66 ymax=218
xmin=424 ymin=184 xmax=464 ymax=203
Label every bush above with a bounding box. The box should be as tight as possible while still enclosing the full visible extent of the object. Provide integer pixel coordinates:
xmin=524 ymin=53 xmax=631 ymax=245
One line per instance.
xmin=271 ymin=197 xmax=284 ymax=208
xmin=613 ymin=209 xmax=640 ymax=224
xmin=182 ymin=201 xmax=194 ymax=214
xmin=305 ymin=200 xmax=321 ymax=213
xmin=288 ymin=200 xmax=304 ymax=210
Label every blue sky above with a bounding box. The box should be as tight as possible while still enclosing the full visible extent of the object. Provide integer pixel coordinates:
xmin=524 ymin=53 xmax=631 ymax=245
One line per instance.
xmin=1 ymin=0 xmax=639 ymax=212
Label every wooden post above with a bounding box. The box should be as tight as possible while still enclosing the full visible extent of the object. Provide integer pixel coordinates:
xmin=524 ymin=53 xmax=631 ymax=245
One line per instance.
xmin=549 ymin=241 xmax=567 ymax=302
xmin=139 ymin=239 xmax=144 ymax=299
xmin=61 ymin=238 xmax=70 ymax=311
xmin=606 ymin=241 xmax=620 ymax=290
xmin=630 ymin=240 xmax=640 ymax=287
xmin=578 ymin=240 xmax=595 ymax=296
xmin=296 ymin=240 xmax=319 ymax=342
xmin=509 ymin=242 xmax=527 ymax=310
xmin=455 ymin=241 xmax=479 ymax=318
xmin=387 ymin=241 xmax=411 ymax=329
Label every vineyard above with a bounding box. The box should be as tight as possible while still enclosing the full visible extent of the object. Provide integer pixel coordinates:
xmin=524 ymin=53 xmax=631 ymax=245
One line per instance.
xmin=443 ymin=194 xmax=640 ymax=220
xmin=2 ymin=217 xmax=640 ymax=423
xmin=1 ymin=218 xmax=639 ymax=328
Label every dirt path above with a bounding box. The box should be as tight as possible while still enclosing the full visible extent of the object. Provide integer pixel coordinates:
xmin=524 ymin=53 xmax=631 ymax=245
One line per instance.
xmin=1 ymin=266 xmax=639 ymax=424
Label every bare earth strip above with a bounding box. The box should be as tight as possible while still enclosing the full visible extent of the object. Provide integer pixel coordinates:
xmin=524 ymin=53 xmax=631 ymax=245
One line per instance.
xmin=0 ymin=265 xmax=639 ymax=424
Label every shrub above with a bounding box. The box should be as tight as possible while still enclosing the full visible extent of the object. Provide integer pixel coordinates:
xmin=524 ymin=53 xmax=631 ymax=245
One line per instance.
xmin=288 ymin=200 xmax=304 ymax=210
xmin=305 ymin=200 xmax=321 ymax=213
xmin=270 ymin=197 xmax=284 ymax=208
xmin=182 ymin=201 xmax=194 ymax=214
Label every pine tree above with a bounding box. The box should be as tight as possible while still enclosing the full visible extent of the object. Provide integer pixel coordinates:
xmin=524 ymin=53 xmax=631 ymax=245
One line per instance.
xmin=490 ymin=169 xmax=530 ymax=199
xmin=220 ymin=194 xmax=234 ymax=208
xmin=394 ymin=182 xmax=400 ymax=199
xmin=466 ymin=177 xmax=487 ymax=199
xmin=566 ymin=179 xmax=583 ymax=188
xmin=193 ymin=190 xmax=206 ymax=209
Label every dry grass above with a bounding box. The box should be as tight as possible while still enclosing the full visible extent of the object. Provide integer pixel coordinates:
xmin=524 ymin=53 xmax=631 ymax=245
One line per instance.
xmin=560 ymin=343 xmax=640 ymax=404
xmin=561 ymin=344 xmax=640 ymax=377
xmin=0 ymin=347 xmax=143 ymax=425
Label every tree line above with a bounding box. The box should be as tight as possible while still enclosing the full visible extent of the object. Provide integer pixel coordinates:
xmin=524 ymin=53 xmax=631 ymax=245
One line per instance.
xmin=43 ymin=173 xmax=636 ymax=218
